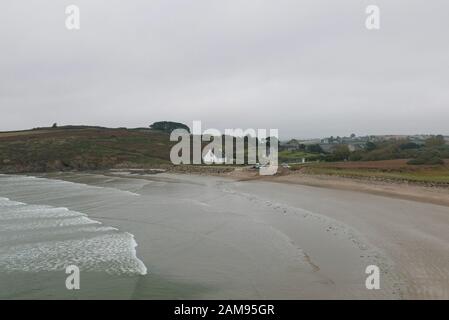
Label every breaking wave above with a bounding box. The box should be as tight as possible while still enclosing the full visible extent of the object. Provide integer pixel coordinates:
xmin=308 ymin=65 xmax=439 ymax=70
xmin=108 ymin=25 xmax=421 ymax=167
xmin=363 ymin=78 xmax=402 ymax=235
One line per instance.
xmin=0 ymin=196 xmax=147 ymax=275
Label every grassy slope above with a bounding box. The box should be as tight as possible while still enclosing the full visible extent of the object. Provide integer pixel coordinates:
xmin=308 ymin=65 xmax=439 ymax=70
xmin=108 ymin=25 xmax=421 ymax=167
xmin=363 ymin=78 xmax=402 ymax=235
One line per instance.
xmin=291 ymin=160 xmax=449 ymax=185
xmin=0 ymin=126 xmax=174 ymax=173
xmin=2 ymin=127 xmax=449 ymax=185
xmin=278 ymin=150 xmax=318 ymax=162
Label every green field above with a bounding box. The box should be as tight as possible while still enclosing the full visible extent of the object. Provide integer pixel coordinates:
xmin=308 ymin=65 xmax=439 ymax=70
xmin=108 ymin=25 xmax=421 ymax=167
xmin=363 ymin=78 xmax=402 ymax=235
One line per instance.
xmin=291 ymin=160 xmax=449 ymax=185
xmin=278 ymin=150 xmax=319 ymax=163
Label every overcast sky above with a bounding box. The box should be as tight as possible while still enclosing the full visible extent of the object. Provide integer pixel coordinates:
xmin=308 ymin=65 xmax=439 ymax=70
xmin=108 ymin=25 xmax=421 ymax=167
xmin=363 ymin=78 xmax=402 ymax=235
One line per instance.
xmin=1 ymin=0 xmax=448 ymax=138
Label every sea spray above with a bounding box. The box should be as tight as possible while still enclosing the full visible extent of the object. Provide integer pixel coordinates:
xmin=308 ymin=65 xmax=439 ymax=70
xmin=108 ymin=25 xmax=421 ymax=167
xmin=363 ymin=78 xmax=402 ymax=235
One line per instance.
xmin=0 ymin=196 xmax=147 ymax=275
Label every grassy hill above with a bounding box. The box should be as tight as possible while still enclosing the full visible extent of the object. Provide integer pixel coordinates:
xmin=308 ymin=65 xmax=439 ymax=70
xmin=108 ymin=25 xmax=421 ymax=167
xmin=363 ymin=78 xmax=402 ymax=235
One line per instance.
xmin=3 ymin=126 xmax=449 ymax=186
xmin=291 ymin=159 xmax=449 ymax=186
xmin=0 ymin=126 xmax=174 ymax=173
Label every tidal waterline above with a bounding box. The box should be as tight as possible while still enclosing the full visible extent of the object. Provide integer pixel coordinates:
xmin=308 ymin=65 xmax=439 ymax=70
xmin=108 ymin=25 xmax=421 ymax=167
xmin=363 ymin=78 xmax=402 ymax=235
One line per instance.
xmin=0 ymin=172 xmax=411 ymax=299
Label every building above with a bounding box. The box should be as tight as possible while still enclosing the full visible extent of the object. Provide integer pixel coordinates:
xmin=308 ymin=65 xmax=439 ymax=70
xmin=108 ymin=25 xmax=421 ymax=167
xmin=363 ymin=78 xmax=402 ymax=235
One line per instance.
xmin=280 ymin=139 xmax=302 ymax=151
xmin=203 ymin=149 xmax=227 ymax=164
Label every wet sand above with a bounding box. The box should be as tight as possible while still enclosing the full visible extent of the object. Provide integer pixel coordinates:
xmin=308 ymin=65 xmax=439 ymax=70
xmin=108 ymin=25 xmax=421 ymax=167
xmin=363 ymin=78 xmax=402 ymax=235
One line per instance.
xmin=229 ymin=178 xmax=449 ymax=299
xmin=220 ymin=168 xmax=449 ymax=208
xmin=1 ymin=172 xmax=448 ymax=299
xmin=220 ymin=170 xmax=449 ymax=298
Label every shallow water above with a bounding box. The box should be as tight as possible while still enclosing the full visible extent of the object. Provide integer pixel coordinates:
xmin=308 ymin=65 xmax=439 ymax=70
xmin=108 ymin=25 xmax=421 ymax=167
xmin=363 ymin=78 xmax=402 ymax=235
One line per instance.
xmin=0 ymin=172 xmax=408 ymax=299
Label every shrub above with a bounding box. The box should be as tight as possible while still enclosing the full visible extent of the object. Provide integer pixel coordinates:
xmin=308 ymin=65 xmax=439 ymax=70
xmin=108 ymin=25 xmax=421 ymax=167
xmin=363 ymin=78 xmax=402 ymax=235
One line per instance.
xmin=332 ymin=145 xmax=350 ymax=161
xmin=365 ymin=141 xmax=377 ymax=151
xmin=408 ymin=157 xmax=444 ymax=165
xmin=407 ymin=150 xmax=444 ymax=165
xmin=349 ymin=152 xmax=363 ymax=161
xmin=306 ymin=144 xmax=323 ymax=153
xmin=150 ymin=121 xmax=191 ymax=133
xmin=399 ymin=142 xmax=420 ymax=150
xmin=425 ymin=135 xmax=446 ymax=147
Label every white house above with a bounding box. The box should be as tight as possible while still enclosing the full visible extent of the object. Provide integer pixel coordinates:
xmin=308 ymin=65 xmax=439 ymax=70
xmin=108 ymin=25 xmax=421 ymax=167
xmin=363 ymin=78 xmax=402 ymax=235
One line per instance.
xmin=203 ymin=149 xmax=227 ymax=164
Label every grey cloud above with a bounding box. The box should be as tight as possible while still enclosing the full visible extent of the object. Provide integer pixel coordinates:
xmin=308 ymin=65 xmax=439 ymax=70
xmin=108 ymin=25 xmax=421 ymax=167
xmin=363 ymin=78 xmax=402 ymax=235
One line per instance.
xmin=1 ymin=0 xmax=448 ymax=138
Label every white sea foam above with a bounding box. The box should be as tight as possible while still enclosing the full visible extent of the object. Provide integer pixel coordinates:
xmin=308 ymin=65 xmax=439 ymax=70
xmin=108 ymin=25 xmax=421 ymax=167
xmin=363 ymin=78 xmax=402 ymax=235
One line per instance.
xmin=0 ymin=232 xmax=147 ymax=275
xmin=0 ymin=174 xmax=140 ymax=196
xmin=0 ymin=195 xmax=147 ymax=275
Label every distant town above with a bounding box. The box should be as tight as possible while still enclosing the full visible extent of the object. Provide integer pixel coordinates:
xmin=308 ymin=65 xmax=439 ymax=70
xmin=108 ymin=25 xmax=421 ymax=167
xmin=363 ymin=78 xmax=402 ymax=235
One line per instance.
xmin=280 ymin=134 xmax=449 ymax=153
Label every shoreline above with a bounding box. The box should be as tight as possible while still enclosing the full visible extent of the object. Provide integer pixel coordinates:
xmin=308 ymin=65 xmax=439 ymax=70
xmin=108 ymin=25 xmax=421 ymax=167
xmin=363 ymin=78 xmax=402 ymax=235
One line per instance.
xmin=5 ymin=164 xmax=449 ymax=207
xmin=8 ymin=164 xmax=449 ymax=207
xmin=219 ymin=169 xmax=449 ymax=208
xmin=143 ymin=165 xmax=449 ymax=208
xmin=45 ymin=172 xmax=409 ymax=299
xmin=92 ymin=170 xmax=449 ymax=299
xmin=2 ymin=171 xmax=449 ymax=298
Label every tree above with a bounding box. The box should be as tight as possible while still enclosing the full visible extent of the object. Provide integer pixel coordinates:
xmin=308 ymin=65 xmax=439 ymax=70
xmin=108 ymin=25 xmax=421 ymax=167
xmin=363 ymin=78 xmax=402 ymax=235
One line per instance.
xmin=408 ymin=150 xmax=444 ymax=165
xmin=425 ymin=135 xmax=445 ymax=147
xmin=306 ymin=144 xmax=323 ymax=153
xmin=399 ymin=142 xmax=420 ymax=150
xmin=52 ymin=123 xmax=58 ymax=128
xmin=365 ymin=141 xmax=376 ymax=151
xmin=150 ymin=121 xmax=191 ymax=134
xmin=332 ymin=145 xmax=350 ymax=161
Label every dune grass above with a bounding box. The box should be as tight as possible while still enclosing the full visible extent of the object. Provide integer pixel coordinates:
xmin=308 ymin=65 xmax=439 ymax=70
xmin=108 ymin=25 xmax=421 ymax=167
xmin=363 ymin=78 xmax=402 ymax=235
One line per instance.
xmin=292 ymin=161 xmax=449 ymax=184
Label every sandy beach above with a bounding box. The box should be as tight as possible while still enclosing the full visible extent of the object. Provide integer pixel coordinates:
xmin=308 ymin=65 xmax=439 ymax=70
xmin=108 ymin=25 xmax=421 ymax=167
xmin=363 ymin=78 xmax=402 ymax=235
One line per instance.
xmin=1 ymin=171 xmax=448 ymax=299
xmin=216 ymin=167 xmax=449 ymax=208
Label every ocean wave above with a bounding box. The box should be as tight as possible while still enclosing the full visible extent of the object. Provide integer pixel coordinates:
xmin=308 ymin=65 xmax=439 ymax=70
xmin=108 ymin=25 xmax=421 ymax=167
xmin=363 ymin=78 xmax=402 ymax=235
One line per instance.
xmin=0 ymin=196 xmax=147 ymax=275
xmin=0 ymin=175 xmax=140 ymax=196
